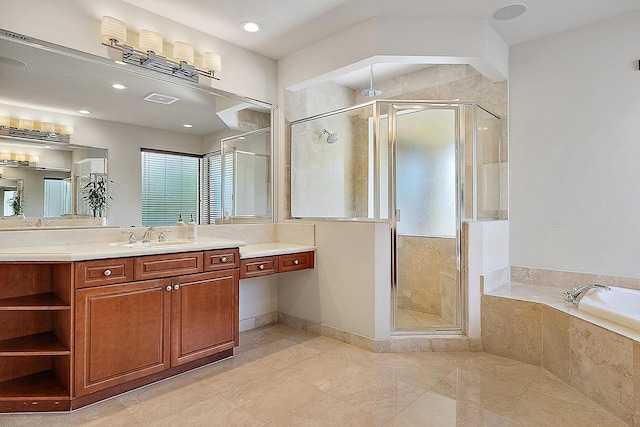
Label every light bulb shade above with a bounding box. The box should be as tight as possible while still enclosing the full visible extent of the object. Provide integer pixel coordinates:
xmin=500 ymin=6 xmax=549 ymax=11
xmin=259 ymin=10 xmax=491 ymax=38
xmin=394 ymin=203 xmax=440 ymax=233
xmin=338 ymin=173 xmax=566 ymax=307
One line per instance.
xmin=18 ymin=119 xmax=33 ymax=131
xmin=101 ymin=16 xmax=127 ymax=45
xmin=39 ymin=122 xmax=55 ymax=132
xmin=173 ymin=41 xmax=194 ymax=64
xmin=0 ymin=116 xmax=9 ymax=128
xmin=0 ymin=153 xmax=10 ymax=160
xmin=202 ymin=52 xmax=222 ymax=72
xmin=13 ymin=154 xmax=26 ymax=162
xmin=28 ymin=155 xmax=39 ymax=163
xmin=63 ymin=125 xmax=74 ymax=136
xmin=139 ymin=29 xmax=163 ymax=54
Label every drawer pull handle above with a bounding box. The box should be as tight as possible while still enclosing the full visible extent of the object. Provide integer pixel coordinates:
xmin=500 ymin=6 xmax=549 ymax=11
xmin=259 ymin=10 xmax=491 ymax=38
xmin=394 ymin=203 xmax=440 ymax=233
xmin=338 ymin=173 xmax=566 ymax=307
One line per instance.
xmin=259 ymin=264 xmax=265 ymax=270
xmin=166 ymin=286 xmax=172 ymax=292
xmin=293 ymin=260 xmax=299 ymax=265
xmin=104 ymin=269 xmax=112 ymax=277
xmin=221 ymin=257 xmax=228 ymax=263
xmin=174 ymin=285 xmax=180 ymax=290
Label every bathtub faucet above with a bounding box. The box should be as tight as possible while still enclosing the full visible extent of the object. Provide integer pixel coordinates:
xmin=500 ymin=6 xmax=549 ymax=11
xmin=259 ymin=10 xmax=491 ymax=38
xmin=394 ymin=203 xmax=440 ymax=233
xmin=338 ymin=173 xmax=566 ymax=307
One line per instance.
xmin=563 ymin=284 xmax=611 ymax=305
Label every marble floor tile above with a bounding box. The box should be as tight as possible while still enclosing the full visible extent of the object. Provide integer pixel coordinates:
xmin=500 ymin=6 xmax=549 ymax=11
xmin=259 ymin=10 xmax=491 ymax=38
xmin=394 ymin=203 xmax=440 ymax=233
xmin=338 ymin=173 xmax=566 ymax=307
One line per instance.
xmin=386 ymin=391 xmax=507 ymax=427
xmin=266 ymin=392 xmax=385 ymax=426
xmin=224 ymin=370 xmax=323 ymax=422
xmin=326 ymin=365 xmax=428 ymax=421
xmin=280 ymin=351 xmax=367 ymax=391
xmin=0 ymin=323 xmax=628 ymax=427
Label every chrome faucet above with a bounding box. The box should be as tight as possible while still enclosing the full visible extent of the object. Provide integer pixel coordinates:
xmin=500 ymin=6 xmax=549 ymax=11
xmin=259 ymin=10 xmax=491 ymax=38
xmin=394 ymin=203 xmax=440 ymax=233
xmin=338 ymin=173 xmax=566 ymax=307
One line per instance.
xmin=564 ymin=284 xmax=611 ymax=305
xmin=141 ymin=226 xmax=157 ymax=243
xmin=157 ymin=229 xmax=171 ymax=242
xmin=121 ymin=229 xmax=138 ymax=244
xmin=36 ymin=218 xmax=42 ymax=227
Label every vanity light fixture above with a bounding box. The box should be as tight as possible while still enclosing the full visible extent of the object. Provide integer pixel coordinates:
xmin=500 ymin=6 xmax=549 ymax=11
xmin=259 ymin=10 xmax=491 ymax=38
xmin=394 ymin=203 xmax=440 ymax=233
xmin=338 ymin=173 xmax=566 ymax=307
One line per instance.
xmin=240 ymin=21 xmax=262 ymax=33
xmin=100 ymin=16 xmax=221 ymax=84
xmin=0 ymin=151 xmax=39 ymax=168
xmin=0 ymin=115 xmax=73 ymax=143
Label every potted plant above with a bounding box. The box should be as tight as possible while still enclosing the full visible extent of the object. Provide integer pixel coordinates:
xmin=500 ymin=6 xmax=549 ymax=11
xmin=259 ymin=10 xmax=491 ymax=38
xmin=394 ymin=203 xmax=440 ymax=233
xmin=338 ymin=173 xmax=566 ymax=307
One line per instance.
xmin=81 ymin=175 xmax=113 ymax=218
xmin=8 ymin=189 xmax=24 ymax=217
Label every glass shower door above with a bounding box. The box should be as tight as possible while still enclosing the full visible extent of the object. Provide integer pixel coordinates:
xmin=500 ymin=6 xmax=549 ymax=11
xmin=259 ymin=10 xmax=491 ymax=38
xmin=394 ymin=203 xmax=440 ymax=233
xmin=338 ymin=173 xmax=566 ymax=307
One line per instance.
xmin=391 ymin=105 xmax=461 ymax=332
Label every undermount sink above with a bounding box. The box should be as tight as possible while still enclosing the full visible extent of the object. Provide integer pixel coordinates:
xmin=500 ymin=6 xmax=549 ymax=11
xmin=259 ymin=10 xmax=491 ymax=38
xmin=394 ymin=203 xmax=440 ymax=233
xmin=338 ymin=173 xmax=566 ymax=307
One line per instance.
xmin=110 ymin=240 xmax=196 ymax=248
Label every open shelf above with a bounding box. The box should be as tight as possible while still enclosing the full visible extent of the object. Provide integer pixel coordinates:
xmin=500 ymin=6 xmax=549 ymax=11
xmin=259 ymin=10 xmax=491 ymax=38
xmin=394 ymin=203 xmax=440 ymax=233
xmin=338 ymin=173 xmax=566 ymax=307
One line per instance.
xmin=0 ymin=370 xmax=68 ymax=399
xmin=0 ymin=332 xmax=70 ymax=356
xmin=0 ymin=293 xmax=70 ymax=311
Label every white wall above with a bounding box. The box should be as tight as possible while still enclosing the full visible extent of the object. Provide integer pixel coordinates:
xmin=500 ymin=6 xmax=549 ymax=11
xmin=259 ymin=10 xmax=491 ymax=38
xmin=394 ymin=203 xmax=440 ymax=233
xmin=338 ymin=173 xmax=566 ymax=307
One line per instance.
xmin=277 ymin=221 xmax=391 ymax=340
xmin=509 ymin=10 xmax=640 ymax=278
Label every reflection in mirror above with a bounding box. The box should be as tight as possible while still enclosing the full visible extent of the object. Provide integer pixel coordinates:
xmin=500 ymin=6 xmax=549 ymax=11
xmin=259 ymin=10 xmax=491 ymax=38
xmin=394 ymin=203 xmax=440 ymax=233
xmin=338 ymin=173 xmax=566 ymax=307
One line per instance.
xmin=0 ymin=138 xmax=107 ymax=227
xmin=0 ymin=177 xmax=23 ymax=217
xmin=0 ymin=28 xmax=273 ymax=228
xmin=221 ymin=128 xmax=271 ymax=222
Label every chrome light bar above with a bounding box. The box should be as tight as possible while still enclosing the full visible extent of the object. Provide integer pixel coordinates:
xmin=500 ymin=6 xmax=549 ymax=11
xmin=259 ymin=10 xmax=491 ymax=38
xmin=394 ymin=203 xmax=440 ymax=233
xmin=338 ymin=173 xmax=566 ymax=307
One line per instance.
xmin=103 ymin=39 xmax=219 ymax=84
xmin=0 ymin=126 xmax=69 ymax=144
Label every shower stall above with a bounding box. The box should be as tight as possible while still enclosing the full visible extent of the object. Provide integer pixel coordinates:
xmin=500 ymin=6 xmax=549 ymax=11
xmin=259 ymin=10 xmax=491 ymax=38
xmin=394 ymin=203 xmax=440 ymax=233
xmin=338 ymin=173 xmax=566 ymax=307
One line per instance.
xmin=289 ymin=100 xmax=504 ymax=334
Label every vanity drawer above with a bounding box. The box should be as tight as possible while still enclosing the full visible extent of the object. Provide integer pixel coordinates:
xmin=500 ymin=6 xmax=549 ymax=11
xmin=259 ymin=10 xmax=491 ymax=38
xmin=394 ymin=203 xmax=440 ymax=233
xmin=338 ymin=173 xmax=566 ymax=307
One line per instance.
xmin=278 ymin=251 xmax=314 ymax=273
xmin=239 ymin=257 xmax=277 ymax=279
xmin=76 ymin=258 xmax=134 ymax=289
xmin=204 ymin=249 xmax=240 ymax=271
xmin=134 ymin=252 xmax=203 ymax=280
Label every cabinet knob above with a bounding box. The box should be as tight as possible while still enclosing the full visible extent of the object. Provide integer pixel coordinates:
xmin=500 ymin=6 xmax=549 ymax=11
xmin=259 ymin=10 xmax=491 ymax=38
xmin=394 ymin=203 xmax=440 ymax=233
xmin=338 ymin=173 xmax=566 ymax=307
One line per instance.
xmin=293 ymin=259 xmax=299 ymax=265
xmin=259 ymin=264 xmax=265 ymax=270
xmin=221 ymin=257 xmax=227 ymax=263
xmin=166 ymin=286 xmax=172 ymax=292
xmin=174 ymin=284 xmax=180 ymax=290
xmin=104 ymin=269 xmax=112 ymax=277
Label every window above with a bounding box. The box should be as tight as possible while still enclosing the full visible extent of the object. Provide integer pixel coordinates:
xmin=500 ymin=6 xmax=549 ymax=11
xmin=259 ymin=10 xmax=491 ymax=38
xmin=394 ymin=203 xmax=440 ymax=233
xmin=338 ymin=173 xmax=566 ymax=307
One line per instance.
xmin=141 ymin=149 xmax=199 ymax=226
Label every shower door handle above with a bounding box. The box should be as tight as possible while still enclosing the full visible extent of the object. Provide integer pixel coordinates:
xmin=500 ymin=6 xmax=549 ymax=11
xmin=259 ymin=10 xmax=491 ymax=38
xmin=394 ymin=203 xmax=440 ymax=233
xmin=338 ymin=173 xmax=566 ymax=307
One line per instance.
xmin=395 ymin=209 xmax=401 ymax=222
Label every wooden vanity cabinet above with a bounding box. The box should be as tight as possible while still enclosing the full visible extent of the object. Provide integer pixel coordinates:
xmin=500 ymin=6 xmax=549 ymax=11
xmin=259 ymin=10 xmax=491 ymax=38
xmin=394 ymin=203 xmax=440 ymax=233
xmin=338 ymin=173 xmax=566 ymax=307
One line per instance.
xmin=74 ymin=278 xmax=171 ymax=397
xmin=0 ymin=263 xmax=73 ymax=412
xmin=73 ymin=249 xmax=240 ymax=400
xmin=240 ymin=251 xmax=315 ymax=279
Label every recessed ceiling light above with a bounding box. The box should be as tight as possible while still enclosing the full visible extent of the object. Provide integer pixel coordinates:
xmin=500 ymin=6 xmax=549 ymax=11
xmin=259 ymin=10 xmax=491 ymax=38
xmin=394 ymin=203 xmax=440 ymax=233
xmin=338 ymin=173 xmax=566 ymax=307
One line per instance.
xmin=115 ymin=60 xmax=126 ymax=65
xmin=78 ymin=109 xmax=91 ymax=114
xmin=240 ymin=21 xmax=262 ymax=33
xmin=183 ymin=124 xmax=193 ymax=128
xmin=0 ymin=57 xmax=26 ymax=67
xmin=112 ymin=83 xmax=127 ymax=90
xmin=492 ymin=4 xmax=527 ymax=20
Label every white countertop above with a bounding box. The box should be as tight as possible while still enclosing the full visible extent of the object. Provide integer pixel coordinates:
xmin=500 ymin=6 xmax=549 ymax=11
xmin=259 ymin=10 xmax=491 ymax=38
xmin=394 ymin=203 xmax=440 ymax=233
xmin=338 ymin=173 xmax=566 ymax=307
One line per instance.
xmin=240 ymin=243 xmax=316 ymax=259
xmin=0 ymin=237 xmax=246 ymax=262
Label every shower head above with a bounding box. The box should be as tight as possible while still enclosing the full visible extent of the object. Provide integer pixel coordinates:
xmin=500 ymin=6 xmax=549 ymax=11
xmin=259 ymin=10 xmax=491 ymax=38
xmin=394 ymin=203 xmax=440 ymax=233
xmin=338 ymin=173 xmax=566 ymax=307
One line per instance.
xmin=361 ymin=65 xmax=382 ymax=97
xmin=322 ymin=129 xmax=339 ymax=144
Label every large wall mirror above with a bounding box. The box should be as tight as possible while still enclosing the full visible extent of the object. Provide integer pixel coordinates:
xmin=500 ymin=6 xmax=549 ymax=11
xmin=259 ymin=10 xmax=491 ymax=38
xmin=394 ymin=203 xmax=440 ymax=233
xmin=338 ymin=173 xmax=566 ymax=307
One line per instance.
xmin=0 ymin=28 xmax=273 ymax=229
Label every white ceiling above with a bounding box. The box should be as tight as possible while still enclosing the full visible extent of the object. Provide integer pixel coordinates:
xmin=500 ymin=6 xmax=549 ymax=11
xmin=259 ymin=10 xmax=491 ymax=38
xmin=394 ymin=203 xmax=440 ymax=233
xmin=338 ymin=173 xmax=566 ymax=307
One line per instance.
xmin=122 ymin=0 xmax=640 ymax=61
xmin=119 ymin=0 xmax=640 ymax=90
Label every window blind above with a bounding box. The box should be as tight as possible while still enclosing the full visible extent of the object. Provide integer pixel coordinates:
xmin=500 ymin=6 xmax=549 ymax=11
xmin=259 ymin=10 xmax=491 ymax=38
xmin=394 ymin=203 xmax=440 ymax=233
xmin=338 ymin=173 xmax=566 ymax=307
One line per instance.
xmin=141 ymin=150 xmax=199 ymax=226
xmin=201 ymin=151 xmax=233 ymax=224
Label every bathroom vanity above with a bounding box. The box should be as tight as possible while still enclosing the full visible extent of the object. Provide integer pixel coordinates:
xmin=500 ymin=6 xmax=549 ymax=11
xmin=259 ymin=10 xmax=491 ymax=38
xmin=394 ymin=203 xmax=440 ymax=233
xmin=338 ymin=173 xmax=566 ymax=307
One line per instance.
xmin=0 ymin=239 xmax=315 ymax=412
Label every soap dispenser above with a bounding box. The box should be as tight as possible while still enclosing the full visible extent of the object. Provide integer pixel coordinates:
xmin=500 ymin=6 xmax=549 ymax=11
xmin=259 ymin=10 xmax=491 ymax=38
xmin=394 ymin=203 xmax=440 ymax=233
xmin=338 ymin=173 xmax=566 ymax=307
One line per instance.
xmin=176 ymin=214 xmax=185 ymax=226
xmin=187 ymin=214 xmax=197 ymax=240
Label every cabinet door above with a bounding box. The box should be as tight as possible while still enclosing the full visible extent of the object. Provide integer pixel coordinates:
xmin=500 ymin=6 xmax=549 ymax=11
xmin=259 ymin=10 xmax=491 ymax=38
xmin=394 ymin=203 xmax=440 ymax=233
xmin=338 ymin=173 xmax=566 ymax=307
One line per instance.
xmin=170 ymin=270 xmax=239 ymax=366
xmin=75 ymin=279 xmax=171 ymax=397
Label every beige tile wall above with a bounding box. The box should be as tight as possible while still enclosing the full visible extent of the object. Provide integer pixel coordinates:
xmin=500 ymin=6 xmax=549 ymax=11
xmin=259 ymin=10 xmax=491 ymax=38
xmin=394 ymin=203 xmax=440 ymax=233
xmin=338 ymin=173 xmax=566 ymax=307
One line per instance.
xmin=482 ymin=293 xmax=640 ymax=425
xmin=397 ymin=236 xmax=456 ymax=319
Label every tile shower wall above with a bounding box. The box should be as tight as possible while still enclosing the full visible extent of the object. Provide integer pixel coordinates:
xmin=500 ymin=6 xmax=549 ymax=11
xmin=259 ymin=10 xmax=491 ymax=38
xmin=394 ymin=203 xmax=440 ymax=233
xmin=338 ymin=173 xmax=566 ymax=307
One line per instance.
xmin=397 ymin=236 xmax=457 ymax=323
xmin=285 ymin=64 xmax=508 ymax=220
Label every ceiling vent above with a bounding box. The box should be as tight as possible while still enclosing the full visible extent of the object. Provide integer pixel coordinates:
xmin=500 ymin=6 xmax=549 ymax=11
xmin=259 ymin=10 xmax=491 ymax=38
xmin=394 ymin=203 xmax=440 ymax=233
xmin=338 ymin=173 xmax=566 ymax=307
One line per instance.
xmin=143 ymin=93 xmax=180 ymax=105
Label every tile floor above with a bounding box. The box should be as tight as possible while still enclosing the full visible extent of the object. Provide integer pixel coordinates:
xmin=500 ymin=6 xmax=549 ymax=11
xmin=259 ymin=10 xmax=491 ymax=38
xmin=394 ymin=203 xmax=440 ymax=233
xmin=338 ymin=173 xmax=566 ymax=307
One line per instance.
xmin=395 ymin=307 xmax=450 ymax=330
xmin=0 ymin=324 xmax=627 ymax=426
